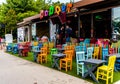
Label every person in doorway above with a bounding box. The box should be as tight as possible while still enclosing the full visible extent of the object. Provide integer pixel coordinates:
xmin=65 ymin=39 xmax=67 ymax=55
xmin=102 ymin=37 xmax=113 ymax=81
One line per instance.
xmin=59 ymin=26 xmax=65 ymax=44
xmin=65 ymin=25 xmax=73 ymax=42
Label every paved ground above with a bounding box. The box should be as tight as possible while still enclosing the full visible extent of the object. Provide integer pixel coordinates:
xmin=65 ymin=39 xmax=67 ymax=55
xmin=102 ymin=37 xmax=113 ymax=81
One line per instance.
xmin=0 ymin=50 xmax=92 ymax=84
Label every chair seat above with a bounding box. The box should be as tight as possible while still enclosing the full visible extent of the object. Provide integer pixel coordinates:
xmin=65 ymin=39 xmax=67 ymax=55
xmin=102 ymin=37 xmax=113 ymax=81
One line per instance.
xmin=78 ymin=62 xmax=84 ymax=65
xmin=61 ymin=58 xmax=71 ymax=61
xmin=98 ymin=65 xmax=113 ymax=71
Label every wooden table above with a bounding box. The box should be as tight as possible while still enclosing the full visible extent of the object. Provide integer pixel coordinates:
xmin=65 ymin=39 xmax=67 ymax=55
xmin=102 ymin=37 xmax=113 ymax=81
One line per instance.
xmin=33 ymin=50 xmax=41 ymax=62
xmin=83 ymin=59 xmax=106 ymax=83
xmin=52 ymin=53 xmax=65 ymax=70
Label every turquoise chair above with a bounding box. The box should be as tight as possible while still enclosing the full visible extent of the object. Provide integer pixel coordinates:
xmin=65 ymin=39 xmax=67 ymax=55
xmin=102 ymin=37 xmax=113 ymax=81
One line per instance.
xmin=76 ymin=51 xmax=85 ymax=77
xmin=32 ymin=46 xmax=40 ymax=51
xmin=116 ymin=47 xmax=120 ymax=70
xmin=102 ymin=48 xmax=108 ymax=60
xmin=86 ymin=47 xmax=93 ymax=59
xmin=62 ymin=44 xmax=67 ymax=49
xmin=75 ymin=46 xmax=82 ymax=52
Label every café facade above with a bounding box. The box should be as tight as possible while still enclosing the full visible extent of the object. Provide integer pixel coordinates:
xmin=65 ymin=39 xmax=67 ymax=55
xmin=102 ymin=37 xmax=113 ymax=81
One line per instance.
xmin=17 ymin=0 xmax=120 ymax=43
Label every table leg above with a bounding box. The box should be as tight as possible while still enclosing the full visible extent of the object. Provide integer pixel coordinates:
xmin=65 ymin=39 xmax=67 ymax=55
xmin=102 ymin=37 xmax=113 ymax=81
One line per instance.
xmin=52 ymin=57 xmax=60 ymax=70
xmin=83 ymin=63 xmax=99 ymax=83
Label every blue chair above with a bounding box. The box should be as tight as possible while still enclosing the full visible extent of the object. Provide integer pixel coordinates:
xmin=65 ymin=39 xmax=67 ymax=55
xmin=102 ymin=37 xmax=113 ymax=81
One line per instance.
xmin=86 ymin=47 xmax=93 ymax=59
xmin=12 ymin=44 xmax=18 ymax=54
xmin=102 ymin=48 xmax=108 ymax=60
xmin=116 ymin=47 xmax=120 ymax=70
xmin=76 ymin=51 xmax=85 ymax=77
xmin=6 ymin=43 xmax=13 ymax=52
xmin=38 ymin=43 xmax=43 ymax=50
xmin=75 ymin=46 xmax=82 ymax=52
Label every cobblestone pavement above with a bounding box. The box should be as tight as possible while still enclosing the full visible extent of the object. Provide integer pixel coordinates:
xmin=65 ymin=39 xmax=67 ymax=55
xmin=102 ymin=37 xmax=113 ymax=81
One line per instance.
xmin=0 ymin=50 xmax=92 ymax=84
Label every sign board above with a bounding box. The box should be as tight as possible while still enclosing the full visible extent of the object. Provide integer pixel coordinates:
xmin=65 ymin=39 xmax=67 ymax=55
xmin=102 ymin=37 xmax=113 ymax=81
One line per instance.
xmin=5 ymin=34 xmax=13 ymax=43
xmin=32 ymin=23 xmax=36 ymax=37
xmin=17 ymin=27 xmax=24 ymax=42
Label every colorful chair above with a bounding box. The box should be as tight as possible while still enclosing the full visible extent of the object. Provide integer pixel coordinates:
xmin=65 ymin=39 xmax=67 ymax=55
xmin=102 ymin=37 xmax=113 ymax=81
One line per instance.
xmin=22 ymin=44 xmax=29 ymax=56
xmin=60 ymin=50 xmax=73 ymax=72
xmin=86 ymin=47 xmax=93 ymax=59
xmin=50 ymin=48 xmax=58 ymax=64
xmin=96 ymin=56 xmax=116 ymax=84
xmin=102 ymin=48 xmax=108 ymax=60
xmin=32 ymin=46 xmax=40 ymax=51
xmin=76 ymin=51 xmax=85 ymax=77
xmin=37 ymin=47 xmax=47 ymax=64
xmin=93 ymin=47 xmax=99 ymax=59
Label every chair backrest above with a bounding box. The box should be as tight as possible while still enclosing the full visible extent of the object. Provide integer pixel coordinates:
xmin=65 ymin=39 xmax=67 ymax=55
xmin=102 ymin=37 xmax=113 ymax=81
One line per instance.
xmin=93 ymin=47 xmax=99 ymax=55
xmin=62 ymin=44 xmax=67 ymax=49
xmin=32 ymin=46 xmax=39 ymax=51
xmin=86 ymin=47 xmax=93 ymax=59
xmin=75 ymin=46 xmax=81 ymax=52
xmin=76 ymin=51 xmax=85 ymax=63
xmin=118 ymin=47 xmax=120 ymax=54
xmin=50 ymin=48 xmax=58 ymax=55
xmin=49 ymin=42 xmax=54 ymax=49
xmin=64 ymin=50 xmax=73 ymax=60
xmin=38 ymin=43 xmax=43 ymax=49
xmin=40 ymin=47 xmax=47 ymax=54
xmin=102 ymin=48 xmax=108 ymax=60
xmin=43 ymin=42 xmax=48 ymax=47
xmin=108 ymin=56 xmax=116 ymax=70
xmin=33 ymin=41 xmax=38 ymax=46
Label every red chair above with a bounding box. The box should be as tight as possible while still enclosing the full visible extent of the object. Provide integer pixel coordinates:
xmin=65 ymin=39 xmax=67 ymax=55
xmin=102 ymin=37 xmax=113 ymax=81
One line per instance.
xmin=22 ymin=45 xmax=29 ymax=56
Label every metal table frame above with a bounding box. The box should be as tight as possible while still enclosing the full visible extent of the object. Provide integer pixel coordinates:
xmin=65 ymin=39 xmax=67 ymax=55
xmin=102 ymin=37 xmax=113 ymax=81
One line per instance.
xmin=83 ymin=59 xmax=106 ymax=83
xmin=52 ymin=54 xmax=65 ymax=70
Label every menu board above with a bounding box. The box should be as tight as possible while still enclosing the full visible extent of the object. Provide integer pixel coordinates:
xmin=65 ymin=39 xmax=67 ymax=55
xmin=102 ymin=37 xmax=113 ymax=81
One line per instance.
xmin=5 ymin=34 xmax=13 ymax=43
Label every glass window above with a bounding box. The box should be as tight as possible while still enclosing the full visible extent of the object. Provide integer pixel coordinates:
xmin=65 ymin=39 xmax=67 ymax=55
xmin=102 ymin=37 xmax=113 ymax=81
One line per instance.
xmin=112 ymin=7 xmax=120 ymax=40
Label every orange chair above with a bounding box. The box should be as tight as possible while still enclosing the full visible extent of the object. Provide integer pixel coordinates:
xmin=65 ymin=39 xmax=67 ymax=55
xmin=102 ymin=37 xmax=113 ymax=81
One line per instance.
xmin=60 ymin=50 xmax=73 ymax=72
xmin=37 ymin=47 xmax=47 ymax=64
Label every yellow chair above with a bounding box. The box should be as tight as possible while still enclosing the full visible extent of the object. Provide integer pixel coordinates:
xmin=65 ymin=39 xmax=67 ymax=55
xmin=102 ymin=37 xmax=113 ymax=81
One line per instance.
xmin=37 ymin=47 xmax=48 ymax=64
xmin=93 ymin=47 xmax=99 ymax=59
xmin=33 ymin=41 xmax=38 ymax=46
xmin=96 ymin=56 xmax=116 ymax=84
xmin=48 ymin=42 xmax=54 ymax=50
xmin=60 ymin=50 xmax=73 ymax=72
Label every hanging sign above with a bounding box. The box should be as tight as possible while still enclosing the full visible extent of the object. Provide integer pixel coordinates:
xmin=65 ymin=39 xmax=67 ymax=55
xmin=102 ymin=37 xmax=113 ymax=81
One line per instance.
xmin=32 ymin=23 xmax=36 ymax=36
xmin=40 ymin=3 xmax=73 ymax=19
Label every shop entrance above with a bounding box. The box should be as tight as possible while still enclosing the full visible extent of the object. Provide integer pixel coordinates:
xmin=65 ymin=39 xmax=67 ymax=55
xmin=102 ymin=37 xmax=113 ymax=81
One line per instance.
xmin=80 ymin=9 xmax=112 ymax=39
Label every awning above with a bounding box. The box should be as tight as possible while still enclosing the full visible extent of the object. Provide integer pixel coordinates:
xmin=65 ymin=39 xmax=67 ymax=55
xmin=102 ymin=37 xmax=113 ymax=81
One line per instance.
xmin=50 ymin=12 xmax=66 ymax=25
xmin=73 ymin=0 xmax=104 ymax=8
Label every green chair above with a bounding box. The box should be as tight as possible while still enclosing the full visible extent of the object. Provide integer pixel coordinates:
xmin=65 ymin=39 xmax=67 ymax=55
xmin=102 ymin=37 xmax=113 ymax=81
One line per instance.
xmin=50 ymin=48 xmax=58 ymax=64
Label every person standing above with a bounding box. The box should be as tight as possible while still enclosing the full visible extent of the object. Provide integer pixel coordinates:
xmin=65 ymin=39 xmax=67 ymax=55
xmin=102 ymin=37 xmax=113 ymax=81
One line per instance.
xmin=0 ymin=37 xmax=1 ymax=50
xmin=65 ymin=25 xmax=72 ymax=42
xmin=59 ymin=26 xmax=65 ymax=44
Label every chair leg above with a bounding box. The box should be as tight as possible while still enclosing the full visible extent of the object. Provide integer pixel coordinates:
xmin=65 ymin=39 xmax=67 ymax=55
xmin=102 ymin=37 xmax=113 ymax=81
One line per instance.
xmin=70 ymin=61 xmax=72 ymax=70
xmin=96 ymin=68 xmax=99 ymax=81
xmin=106 ymin=71 xmax=109 ymax=84
xmin=111 ymin=70 xmax=113 ymax=83
xmin=77 ymin=65 xmax=79 ymax=75
xmin=82 ymin=65 xmax=84 ymax=77
xmin=60 ymin=60 xmax=62 ymax=70
xmin=66 ymin=61 xmax=68 ymax=72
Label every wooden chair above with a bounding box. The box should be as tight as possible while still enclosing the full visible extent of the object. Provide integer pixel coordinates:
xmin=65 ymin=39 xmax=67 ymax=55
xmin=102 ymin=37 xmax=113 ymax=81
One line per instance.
xmin=76 ymin=51 xmax=85 ymax=77
xmin=93 ymin=47 xmax=99 ymax=59
xmin=60 ymin=50 xmax=73 ymax=72
xmin=37 ymin=47 xmax=48 ymax=64
xmin=96 ymin=56 xmax=116 ymax=84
